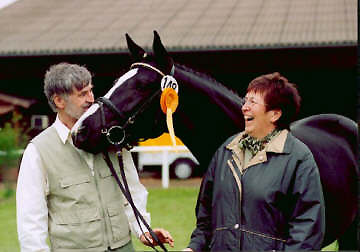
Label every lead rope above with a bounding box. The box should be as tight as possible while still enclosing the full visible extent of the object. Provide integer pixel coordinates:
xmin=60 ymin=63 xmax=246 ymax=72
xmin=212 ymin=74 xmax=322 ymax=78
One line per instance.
xmin=98 ymin=62 xmax=175 ymax=251
xmin=102 ymin=150 xmax=168 ymax=252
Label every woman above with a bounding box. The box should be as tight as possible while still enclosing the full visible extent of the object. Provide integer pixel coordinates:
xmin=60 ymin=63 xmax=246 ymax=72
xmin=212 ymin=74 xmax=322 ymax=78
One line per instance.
xmin=186 ymin=72 xmax=325 ymax=251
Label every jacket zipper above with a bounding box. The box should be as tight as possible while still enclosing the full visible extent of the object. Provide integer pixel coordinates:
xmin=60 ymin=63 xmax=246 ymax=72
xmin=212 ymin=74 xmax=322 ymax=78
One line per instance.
xmin=227 ymin=158 xmax=243 ymax=249
xmin=228 ymin=156 xmax=287 ymax=247
xmin=237 ymin=159 xmax=243 ymax=249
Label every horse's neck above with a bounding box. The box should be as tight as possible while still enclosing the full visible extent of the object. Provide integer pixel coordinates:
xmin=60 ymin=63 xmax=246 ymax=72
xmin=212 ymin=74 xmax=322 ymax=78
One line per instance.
xmin=173 ymin=66 xmax=244 ymax=167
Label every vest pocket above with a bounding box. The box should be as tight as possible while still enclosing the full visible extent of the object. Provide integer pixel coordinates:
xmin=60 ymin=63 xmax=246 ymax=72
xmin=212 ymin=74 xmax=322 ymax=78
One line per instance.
xmin=59 ymin=174 xmax=90 ymax=188
xmin=50 ymin=208 xmax=103 ymax=249
xmin=107 ymin=202 xmax=131 ymax=242
xmin=58 ymin=174 xmax=92 ymax=204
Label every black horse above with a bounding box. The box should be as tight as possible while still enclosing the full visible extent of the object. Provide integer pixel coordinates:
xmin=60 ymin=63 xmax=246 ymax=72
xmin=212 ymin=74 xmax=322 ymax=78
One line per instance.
xmin=71 ymin=31 xmax=358 ymax=250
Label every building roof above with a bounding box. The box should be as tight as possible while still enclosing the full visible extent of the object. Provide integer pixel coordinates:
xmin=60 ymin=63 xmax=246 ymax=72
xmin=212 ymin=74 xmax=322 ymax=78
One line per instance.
xmin=0 ymin=0 xmax=357 ymax=56
xmin=0 ymin=92 xmax=36 ymax=115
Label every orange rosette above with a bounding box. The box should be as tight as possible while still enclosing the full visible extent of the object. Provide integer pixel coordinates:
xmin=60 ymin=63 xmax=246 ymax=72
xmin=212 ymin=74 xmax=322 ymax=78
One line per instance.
xmin=160 ymin=88 xmax=179 ymax=114
xmin=160 ymin=88 xmax=179 ymax=147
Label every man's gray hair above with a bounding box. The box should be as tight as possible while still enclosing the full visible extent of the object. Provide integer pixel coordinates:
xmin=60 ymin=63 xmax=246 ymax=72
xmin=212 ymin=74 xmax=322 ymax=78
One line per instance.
xmin=44 ymin=62 xmax=92 ymax=112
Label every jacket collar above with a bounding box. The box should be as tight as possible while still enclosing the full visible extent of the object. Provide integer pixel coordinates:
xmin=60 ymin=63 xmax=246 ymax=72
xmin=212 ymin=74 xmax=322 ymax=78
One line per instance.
xmin=227 ymin=129 xmax=289 ymax=153
xmin=226 ymin=129 xmax=289 ymax=170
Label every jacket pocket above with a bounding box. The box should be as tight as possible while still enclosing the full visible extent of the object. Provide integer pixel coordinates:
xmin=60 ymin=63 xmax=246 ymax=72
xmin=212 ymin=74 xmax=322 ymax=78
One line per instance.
xmin=107 ymin=202 xmax=131 ymax=242
xmin=241 ymin=228 xmax=286 ymax=251
xmin=50 ymin=207 xmax=102 ymax=249
xmin=210 ymin=226 xmax=238 ymax=251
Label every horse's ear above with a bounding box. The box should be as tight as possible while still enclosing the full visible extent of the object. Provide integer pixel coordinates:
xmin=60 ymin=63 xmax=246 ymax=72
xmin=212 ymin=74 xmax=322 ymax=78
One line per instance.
xmin=153 ymin=30 xmax=174 ymax=74
xmin=126 ymin=33 xmax=146 ymax=61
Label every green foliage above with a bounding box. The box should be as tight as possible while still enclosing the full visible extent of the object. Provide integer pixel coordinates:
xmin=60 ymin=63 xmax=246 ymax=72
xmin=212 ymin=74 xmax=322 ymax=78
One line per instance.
xmin=0 ymin=112 xmax=29 ymax=199
xmin=0 ymin=111 xmax=28 ymax=166
xmin=1 ymin=187 xmax=14 ymax=199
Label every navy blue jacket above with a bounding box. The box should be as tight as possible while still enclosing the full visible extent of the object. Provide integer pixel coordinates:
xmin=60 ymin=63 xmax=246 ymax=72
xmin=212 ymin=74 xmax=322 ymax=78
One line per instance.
xmin=188 ymin=130 xmax=325 ymax=251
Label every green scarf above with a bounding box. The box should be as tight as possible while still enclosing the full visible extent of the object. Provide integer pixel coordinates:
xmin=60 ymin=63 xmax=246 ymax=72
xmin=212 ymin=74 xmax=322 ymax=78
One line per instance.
xmin=239 ymin=129 xmax=280 ymax=156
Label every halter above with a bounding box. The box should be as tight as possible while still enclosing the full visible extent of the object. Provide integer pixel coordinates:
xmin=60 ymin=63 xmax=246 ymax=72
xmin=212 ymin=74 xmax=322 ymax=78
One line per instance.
xmin=131 ymin=62 xmax=166 ymax=77
xmin=131 ymin=62 xmax=175 ymax=77
xmin=96 ymin=62 xmax=170 ymax=149
xmin=96 ymin=89 xmax=161 ymax=149
xmin=97 ymin=62 xmax=174 ymax=252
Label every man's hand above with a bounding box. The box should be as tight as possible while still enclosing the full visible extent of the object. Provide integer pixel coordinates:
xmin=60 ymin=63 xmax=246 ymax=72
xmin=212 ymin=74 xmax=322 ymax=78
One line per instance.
xmin=140 ymin=228 xmax=174 ymax=248
xmin=182 ymin=248 xmax=194 ymax=251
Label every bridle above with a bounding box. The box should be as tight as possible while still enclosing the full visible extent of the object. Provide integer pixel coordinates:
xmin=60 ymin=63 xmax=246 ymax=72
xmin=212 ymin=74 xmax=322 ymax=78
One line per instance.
xmin=96 ymin=62 xmax=172 ymax=150
xmin=97 ymin=62 xmax=174 ymax=252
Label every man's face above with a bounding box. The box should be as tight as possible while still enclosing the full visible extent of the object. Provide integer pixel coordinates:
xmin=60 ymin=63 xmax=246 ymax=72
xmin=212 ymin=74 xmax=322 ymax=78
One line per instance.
xmin=64 ymin=84 xmax=94 ymax=120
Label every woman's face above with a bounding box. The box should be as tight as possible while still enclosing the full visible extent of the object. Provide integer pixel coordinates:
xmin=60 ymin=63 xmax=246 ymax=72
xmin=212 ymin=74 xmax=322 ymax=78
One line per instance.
xmin=241 ymin=91 xmax=278 ymax=139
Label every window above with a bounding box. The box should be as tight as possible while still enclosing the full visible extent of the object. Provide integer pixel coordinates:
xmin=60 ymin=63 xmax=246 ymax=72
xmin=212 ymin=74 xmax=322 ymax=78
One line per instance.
xmin=31 ymin=115 xmax=49 ymax=129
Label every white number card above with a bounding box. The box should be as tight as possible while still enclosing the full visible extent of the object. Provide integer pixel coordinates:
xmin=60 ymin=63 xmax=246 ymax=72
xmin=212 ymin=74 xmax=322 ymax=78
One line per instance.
xmin=161 ymin=75 xmax=178 ymax=93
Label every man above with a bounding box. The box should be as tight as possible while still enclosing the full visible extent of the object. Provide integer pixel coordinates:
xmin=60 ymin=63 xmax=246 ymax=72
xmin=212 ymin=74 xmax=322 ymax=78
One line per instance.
xmin=16 ymin=63 xmax=173 ymax=251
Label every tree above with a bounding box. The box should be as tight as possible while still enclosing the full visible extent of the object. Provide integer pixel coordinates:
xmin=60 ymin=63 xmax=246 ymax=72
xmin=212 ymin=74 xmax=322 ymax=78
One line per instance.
xmin=0 ymin=111 xmax=28 ymax=198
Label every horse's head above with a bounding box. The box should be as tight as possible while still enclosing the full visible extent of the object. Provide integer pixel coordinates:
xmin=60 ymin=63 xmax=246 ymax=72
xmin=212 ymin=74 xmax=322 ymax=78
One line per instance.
xmin=71 ymin=31 xmax=175 ymax=153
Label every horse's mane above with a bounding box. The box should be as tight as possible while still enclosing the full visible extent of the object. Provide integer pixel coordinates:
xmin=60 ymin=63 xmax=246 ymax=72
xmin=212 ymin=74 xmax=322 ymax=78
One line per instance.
xmin=175 ymin=63 xmax=240 ymax=97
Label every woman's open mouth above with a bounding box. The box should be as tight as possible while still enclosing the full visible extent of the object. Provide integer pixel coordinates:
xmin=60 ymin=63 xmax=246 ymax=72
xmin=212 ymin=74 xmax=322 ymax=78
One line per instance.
xmin=244 ymin=116 xmax=254 ymax=122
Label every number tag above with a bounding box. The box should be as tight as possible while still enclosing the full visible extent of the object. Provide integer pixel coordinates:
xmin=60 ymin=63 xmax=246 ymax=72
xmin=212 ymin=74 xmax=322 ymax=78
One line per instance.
xmin=161 ymin=75 xmax=178 ymax=93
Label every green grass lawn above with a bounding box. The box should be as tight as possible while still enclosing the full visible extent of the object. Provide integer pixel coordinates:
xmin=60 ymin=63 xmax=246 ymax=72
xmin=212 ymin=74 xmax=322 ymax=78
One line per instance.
xmin=0 ymin=189 xmax=18 ymax=252
xmin=132 ymin=187 xmax=199 ymax=251
xmin=0 ymin=185 xmax=337 ymax=251
xmin=0 ymin=186 xmax=199 ymax=251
